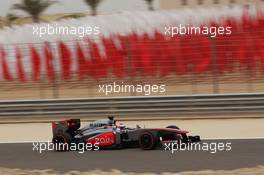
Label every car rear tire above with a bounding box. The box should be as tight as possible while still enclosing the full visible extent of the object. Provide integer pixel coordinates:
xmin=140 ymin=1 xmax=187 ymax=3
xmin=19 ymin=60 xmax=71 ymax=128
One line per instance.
xmin=139 ymin=132 xmax=158 ymax=150
xmin=166 ymin=125 xmax=180 ymax=130
xmin=52 ymin=133 xmax=72 ymax=151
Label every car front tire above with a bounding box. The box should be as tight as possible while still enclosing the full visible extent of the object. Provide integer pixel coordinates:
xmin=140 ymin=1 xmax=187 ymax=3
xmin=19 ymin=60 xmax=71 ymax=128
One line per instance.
xmin=139 ymin=132 xmax=158 ymax=150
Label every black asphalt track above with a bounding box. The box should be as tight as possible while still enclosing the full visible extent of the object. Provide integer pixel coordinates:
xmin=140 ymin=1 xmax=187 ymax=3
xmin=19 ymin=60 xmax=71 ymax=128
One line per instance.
xmin=0 ymin=139 xmax=263 ymax=173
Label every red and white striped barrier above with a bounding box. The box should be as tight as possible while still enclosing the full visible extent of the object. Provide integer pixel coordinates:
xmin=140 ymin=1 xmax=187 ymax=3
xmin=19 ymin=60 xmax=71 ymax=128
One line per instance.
xmin=0 ymin=5 xmax=263 ymax=81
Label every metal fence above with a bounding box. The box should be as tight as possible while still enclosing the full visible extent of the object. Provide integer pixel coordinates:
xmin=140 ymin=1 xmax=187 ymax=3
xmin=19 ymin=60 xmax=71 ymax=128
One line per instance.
xmin=1 ymin=93 xmax=264 ymax=120
xmin=1 ymin=71 xmax=264 ymax=100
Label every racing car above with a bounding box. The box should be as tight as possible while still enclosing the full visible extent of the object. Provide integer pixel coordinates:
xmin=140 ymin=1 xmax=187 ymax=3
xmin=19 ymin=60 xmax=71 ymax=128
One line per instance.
xmin=52 ymin=117 xmax=200 ymax=150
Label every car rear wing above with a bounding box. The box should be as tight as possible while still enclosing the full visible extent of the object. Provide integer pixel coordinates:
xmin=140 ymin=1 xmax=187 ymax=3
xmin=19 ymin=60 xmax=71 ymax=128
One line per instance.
xmin=52 ymin=119 xmax=81 ymax=136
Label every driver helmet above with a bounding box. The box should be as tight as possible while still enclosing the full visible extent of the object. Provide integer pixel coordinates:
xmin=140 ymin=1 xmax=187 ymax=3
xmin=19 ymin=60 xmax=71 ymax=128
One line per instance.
xmin=117 ymin=122 xmax=126 ymax=129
